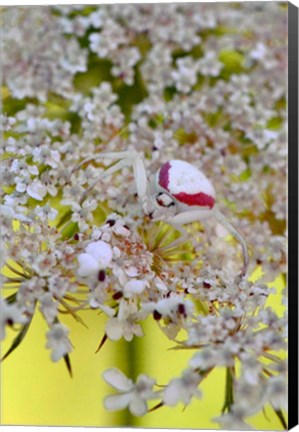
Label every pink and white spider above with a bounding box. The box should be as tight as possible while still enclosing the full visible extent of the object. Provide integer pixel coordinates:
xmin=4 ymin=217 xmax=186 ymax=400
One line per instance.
xmin=74 ymin=150 xmax=249 ymax=277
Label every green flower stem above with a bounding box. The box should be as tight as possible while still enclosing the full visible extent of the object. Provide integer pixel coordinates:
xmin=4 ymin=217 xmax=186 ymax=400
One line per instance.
xmin=56 ymin=209 xmax=72 ymax=229
xmin=222 ymin=366 xmax=234 ymax=414
xmin=60 ymin=222 xmax=79 ymax=240
xmin=116 ymin=337 xmax=142 ymax=427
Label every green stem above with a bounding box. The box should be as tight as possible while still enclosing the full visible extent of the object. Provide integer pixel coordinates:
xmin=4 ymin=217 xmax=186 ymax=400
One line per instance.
xmin=115 ymin=337 xmax=142 ymax=427
xmin=125 ymin=336 xmax=141 ymax=427
xmin=222 ymin=366 xmax=234 ymax=414
xmin=56 ymin=209 xmax=72 ymax=229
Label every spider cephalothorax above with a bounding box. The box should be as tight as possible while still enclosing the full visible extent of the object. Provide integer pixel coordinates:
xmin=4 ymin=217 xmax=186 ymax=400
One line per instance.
xmin=73 ymin=151 xmax=249 ymax=276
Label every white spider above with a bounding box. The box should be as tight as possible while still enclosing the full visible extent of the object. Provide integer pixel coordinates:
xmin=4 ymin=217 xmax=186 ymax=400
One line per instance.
xmin=73 ymin=151 xmax=249 ymax=277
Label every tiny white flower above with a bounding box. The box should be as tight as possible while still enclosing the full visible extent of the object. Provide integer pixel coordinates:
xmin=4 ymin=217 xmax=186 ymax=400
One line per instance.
xmin=105 ymin=300 xmax=143 ymax=342
xmin=214 ymin=410 xmax=253 ymax=430
xmin=250 ymin=42 xmax=267 ymax=61
xmin=46 ymin=323 xmax=72 ymax=362
xmin=113 ymin=222 xmax=130 ymax=237
xmin=197 ymin=51 xmax=223 ymax=77
xmin=163 ymin=369 xmax=202 ymax=407
xmin=266 ymin=376 xmax=287 ymax=410
xmin=32 ymin=145 xmax=60 ymax=168
xmin=123 ymin=279 xmax=148 ymax=298
xmin=0 ymin=204 xmax=31 ymax=223
xmin=103 ymin=368 xmax=157 ymax=417
xmin=39 ymin=292 xmax=58 ymax=324
xmin=124 ymin=266 xmax=139 ymax=277
xmin=35 ymin=204 xmax=58 ymax=221
xmin=239 ymin=353 xmax=263 ymax=385
xmin=101 ymin=232 xmax=111 ymax=243
xmin=15 ymin=176 xmax=30 ymax=193
xmin=0 ymin=297 xmax=27 ymax=341
xmin=141 ymin=294 xmax=193 ymax=319
xmin=189 ymin=348 xmax=219 ymax=369
xmin=105 ymin=318 xmax=124 ymax=341
xmin=153 ymin=276 xmax=168 ymax=292
xmin=27 ymin=179 xmax=47 ymax=201
xmin=233 ymin=380 xmax=268 ymax=417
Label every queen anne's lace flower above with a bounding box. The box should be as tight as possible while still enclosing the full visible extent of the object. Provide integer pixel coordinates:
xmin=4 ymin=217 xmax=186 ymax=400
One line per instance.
xmin=39 ymin=293 xmax=59 ymax=325
xmin=3 ymin=8 xmax=87 ymax=101
xmin=1 ymin=3 xmax=287 ymax=428
xmin=46 ymin=323 xmax=72 ymax=362
xmin=103 ymin=368 xmax=157 ymax=416
xmin=105 ymin=300 xmax=143 ymax=342
xmin=163 ymin=369 xmax=202 ymax=407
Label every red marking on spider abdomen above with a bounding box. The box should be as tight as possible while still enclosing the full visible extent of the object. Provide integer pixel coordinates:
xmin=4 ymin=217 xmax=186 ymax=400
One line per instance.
xmin=158 ymin=161 xmax=171 ymax=191
xmin=158 ymin=161 xmax=215 ymax=209
xmin=173 ymin=191 xmax=215 ymax=208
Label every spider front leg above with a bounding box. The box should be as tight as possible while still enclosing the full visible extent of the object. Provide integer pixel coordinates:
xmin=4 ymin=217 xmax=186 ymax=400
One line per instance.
xmin=167 ymin=207 xmax=249 ymax=277
xmin=72 ymin=151 xmax=149 ymax=206
xmin=212 ymin=208 xmax=249 ymax=277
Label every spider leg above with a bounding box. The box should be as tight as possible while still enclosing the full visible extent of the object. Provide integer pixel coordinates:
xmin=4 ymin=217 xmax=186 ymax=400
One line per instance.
xmin=167 ymin=207 xmax=249 ymax=277
xmin=132 ymin=153 xmax=148 ymax=202
xmin=77 ymin=150 xmax=149 ymax=207
xmin=71 ymin=151 xmax=140 ymax=175
xmin=213 ymin=208 xmax=249 ymax=277
xmin=79 ymin=158 xmax=132 ymax=204
xmin=167 ymin=209 xmax=212 ymax=226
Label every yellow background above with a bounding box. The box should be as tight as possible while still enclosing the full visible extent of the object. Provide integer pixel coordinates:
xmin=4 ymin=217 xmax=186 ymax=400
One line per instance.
xmin=1 ymin=273 xmax=285 ymax=429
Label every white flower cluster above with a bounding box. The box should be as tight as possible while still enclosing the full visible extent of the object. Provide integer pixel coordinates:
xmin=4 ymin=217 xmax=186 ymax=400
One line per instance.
xmin=1 ymin=3 xmax=287 ymax=429
xmin=3 ymin=8 xmax=87 ymax=101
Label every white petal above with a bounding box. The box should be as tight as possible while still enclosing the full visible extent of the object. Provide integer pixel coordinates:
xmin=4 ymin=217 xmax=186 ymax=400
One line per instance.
xmin=47 ymin=184 xmax=58 ymax=197
xmin=28 ymin=165 xmax=39 ymax=175
xmin=163 ymin=380 xmax=181 ymax=406
xmin=104 ymin=393 xmax=132 ymax=411
xmin=0 ymin=205 xmax=30 ymax=222
xmin=77 ymin=253 xmax=99 ymax=277
xmin=105 ymin=318 xmax=123 ymax=341
xmin=114 ymin=224 xmax=130 ymax=237
xmin=27 ymin=180 xmax=47 ymax=201
xmin=123 ymin=279 xmax=148 ymax=298
xmin=98 ymin=304 xmax=116 ymax=317
xmin=51 ymin=342 xmax=71 ymax=362
xmin=124 ymin=266 xmax=139 ymax=277
xmin=86 ymin=241 xmax=113 ymax=267
xmin=16 ymin=182 xmax=27 ymax=193
xmin=51 ymin=347 xmax=65 ymax=362
xmin=154 ymin=277 xmax=168 ymax=292
xmin=102 ymin=368 xmax=133 ymax=391
xmin=129 ymin=396 xmax=148 ymax=417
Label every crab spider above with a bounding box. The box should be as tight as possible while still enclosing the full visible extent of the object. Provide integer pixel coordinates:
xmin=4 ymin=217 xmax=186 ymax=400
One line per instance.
xmin=74 ymin=151 xmax=249 ymax=277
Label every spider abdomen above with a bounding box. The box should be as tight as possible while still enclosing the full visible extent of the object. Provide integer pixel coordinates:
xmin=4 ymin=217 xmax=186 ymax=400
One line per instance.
xmin=157 ymin=160 xmax=216 ymax=209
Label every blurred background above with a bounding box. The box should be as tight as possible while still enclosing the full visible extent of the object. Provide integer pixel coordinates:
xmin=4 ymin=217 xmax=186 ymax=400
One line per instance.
xmin=1 ymin=272 xmax=285 ymax=429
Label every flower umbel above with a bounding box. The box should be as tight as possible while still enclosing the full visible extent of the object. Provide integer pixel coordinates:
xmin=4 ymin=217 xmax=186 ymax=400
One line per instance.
xmin=1 ymin=2 xmax=287 ymax=430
